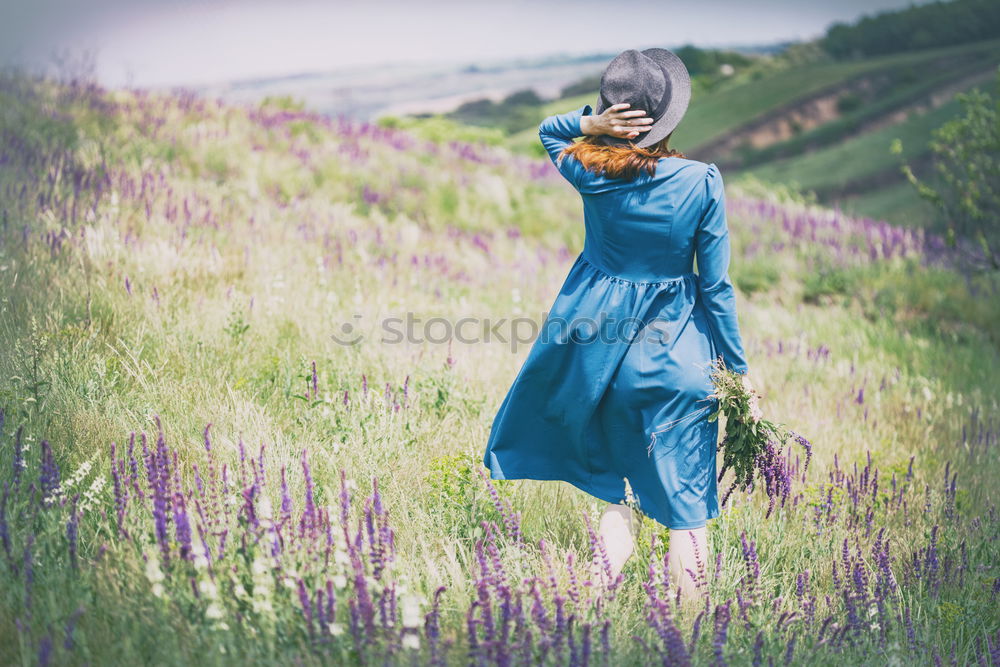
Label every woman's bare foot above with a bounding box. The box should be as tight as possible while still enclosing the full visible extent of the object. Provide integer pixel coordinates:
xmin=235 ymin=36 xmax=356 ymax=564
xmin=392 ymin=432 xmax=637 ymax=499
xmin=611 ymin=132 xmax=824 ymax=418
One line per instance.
xmin=667 ymin=526 xmax=709 ymax=606
xmin=590 ymin=503 xmax=635 ymax=587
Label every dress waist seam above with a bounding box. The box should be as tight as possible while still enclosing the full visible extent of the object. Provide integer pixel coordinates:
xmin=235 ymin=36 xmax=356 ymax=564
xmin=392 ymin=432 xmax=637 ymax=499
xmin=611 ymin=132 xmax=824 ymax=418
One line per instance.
xmin=578 ymin=254 xmax=697 ymax=287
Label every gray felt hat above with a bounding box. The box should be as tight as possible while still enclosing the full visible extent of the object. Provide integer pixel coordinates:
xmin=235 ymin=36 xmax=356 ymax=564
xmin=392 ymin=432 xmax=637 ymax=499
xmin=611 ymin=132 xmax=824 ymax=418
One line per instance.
xmin=594 ymin=47 xmax=691 ymax=149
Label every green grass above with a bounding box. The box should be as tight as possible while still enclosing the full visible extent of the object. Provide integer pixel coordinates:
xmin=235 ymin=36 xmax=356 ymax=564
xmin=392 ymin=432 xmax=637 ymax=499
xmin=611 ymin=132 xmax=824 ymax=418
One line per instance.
xmin=735 ymin=72 xmax=998 ymax=228
xmin=736 ymin=56 xmax=1000 ymax=168
xmin=838 ymin=180 xmax=941 ymax=228
xmin=741 ymin=94 xmax=968 ymax=191
xmin=1 ymin=74 xmax=998 ymax=665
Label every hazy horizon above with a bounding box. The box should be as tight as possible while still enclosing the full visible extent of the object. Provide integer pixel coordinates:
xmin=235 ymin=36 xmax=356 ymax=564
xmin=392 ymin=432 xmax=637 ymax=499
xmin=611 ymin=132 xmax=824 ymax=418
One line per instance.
xmin=1 ymin=0 xmax=935 ymax=89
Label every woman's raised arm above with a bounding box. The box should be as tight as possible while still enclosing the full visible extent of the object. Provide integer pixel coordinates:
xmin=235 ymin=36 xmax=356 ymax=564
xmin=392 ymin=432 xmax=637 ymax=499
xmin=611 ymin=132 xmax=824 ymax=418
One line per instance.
xmin=538 ymin=103 xmax=653 ymax=189
xmin=538 ymin=104 xmax=594 ymax=189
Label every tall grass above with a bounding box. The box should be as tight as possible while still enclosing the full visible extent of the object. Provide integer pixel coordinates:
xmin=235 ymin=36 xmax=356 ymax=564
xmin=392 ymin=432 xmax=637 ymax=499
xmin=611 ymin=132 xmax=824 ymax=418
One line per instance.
xmin=0 ymin=72 xmax=998 ymax=665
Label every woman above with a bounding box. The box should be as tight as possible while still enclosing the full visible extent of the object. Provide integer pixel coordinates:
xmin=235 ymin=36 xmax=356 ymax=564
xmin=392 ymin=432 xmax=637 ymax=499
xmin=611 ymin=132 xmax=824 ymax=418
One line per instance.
xmin=482 ymin=48 xmax=753 ymax=601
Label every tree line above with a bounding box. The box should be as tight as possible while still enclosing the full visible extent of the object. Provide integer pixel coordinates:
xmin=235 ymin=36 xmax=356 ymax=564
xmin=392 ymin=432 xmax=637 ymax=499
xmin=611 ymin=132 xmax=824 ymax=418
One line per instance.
xmin=822 ymin=0 xmax=1000 ymax=59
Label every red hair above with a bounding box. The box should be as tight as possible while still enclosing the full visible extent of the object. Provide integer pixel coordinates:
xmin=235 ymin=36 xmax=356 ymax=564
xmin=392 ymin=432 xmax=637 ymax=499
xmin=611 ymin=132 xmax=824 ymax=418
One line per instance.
xmin=559 ymin=133 xmax=686 ymax=180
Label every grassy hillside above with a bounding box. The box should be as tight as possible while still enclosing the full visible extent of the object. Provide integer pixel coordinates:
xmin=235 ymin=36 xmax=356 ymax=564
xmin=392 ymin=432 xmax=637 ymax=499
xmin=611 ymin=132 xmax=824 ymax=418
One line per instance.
xmin=1 ymin=74 xmax=999 ymax=665
xmin=738 ymin=82 xmax=987 ymax=227
xmin=681 ymin=39 xmax=1000 ymax=154
xmin=743 ymin=90 xmax=970 ymax=191
xmin=497 ymin=39 xmax=1000 ymax=228
xmin=507 ymin=40 xmax=999 ymax=151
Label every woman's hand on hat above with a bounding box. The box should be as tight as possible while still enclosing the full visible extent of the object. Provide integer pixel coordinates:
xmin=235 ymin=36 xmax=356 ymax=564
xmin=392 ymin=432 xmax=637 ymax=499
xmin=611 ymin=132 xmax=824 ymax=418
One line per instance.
xmin=582 ymin=103 xmax=654 ymax=139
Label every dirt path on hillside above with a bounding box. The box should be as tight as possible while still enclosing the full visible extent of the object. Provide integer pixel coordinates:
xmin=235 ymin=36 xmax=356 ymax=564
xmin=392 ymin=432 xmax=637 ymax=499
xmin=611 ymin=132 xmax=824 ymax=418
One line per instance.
xmin=854 ymin=67 xmax=996 ymax=135
xmin=695 ymin=64 xmax=997 ymax=164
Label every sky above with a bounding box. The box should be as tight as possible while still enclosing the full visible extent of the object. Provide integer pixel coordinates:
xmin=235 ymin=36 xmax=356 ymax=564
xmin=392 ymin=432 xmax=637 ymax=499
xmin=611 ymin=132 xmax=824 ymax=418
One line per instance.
xmin=1 ymin=0 xmax=930 ymax=88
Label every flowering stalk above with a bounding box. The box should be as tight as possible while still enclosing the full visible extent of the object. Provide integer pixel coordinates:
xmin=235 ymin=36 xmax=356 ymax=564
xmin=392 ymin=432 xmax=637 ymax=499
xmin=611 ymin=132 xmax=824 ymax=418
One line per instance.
xmin=706 ymin=357 xmax=813 ymax=512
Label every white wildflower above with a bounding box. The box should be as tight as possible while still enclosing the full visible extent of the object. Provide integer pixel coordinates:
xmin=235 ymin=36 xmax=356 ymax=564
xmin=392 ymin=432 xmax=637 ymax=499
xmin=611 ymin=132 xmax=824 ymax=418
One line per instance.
xmin=43 ymin=487 xmax=63 ymax=508
xmin=258 ymin=495 xmax=274 ymax=522
xmin=63 ymin=458 xmax=94 ymax=493
xmin=205 ymin=602 xmax=225 ymax=620
xmin=401 ymin=595 xmax=422 ymax=629
xmin=193 ymin=541 xmax=211 ymax=570
xmin=328 ymin=622 xmax=345 ymax=637
xmin=246 ymin=548 xmax=276 ymax=619
xmin=400 ymin=221 xmax=421 ymax=246
xmin=199 ymin=578 xmax=219 ymax=600
xmin=145 ymin=553 xmax=165 ymax=584
xmin=251 ymin=555 xmax=271 ymax=577
xmin=623 ymin=477 xmax=636 ymax=506
xmin=402 ymin=634 xmax=420 ymax=650
xmin=252 ymin=598 xmax=274 ymax=615
xmin=80 ymin=474 xmax=107 ymax=513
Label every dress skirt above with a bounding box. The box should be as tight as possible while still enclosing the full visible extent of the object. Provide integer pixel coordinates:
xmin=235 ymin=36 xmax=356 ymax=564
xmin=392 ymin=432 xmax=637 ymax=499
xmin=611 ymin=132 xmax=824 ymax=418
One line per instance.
xmin=483 ymin=253 xmax=722 ymax=530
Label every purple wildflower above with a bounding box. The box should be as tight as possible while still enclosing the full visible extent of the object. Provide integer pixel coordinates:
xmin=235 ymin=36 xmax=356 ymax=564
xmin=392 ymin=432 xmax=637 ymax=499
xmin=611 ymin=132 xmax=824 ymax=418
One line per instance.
xmin=39 ymin=440 xmax=60 ymax=504
xmin=712 ymin=600 xmax=731 ymax=666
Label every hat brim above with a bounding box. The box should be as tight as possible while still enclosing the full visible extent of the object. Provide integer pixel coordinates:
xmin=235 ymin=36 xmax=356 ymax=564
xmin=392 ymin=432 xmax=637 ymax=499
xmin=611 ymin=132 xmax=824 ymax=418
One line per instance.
xmin=593 ymin=47 xmax=691 ymax=150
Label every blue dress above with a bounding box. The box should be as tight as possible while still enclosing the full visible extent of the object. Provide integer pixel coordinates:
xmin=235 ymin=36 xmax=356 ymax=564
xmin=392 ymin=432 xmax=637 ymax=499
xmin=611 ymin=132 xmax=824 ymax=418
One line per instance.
xmin=483 ymin=104 xmax=750 ymax=530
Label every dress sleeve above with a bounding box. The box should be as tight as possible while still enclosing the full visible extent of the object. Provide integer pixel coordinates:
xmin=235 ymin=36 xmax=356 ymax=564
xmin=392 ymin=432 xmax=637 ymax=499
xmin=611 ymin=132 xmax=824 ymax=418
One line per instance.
xmin=695 ymin=163 xmax=750 ymax=375
xmin=538 ymin=104 xmax=594 ymax=190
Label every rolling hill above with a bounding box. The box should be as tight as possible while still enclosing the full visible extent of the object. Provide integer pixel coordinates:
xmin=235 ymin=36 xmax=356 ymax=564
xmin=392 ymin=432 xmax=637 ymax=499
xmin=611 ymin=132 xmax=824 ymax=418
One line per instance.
xmin=1 ymin=70 xmax=998 ymax=665
xmin=493 ymin=38 xmax=1000 ymax=229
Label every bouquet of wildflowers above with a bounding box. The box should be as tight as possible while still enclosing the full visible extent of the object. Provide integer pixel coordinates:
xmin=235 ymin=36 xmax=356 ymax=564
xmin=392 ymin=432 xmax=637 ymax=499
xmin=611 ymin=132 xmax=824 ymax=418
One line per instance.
xmin=706 ymin=357 xmax=813 ymax=518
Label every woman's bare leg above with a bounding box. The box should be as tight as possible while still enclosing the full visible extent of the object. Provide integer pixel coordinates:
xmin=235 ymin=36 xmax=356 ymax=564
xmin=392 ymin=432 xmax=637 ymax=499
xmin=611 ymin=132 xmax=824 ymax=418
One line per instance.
xmin=667 ymin=525 xmax=709 ymax=604
xmin=598 ymin=503 xmax=635 ymax=580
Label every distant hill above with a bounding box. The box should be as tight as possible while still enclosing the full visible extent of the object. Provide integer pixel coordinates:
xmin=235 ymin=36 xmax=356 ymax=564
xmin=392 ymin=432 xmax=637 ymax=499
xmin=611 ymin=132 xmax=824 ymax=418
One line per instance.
xmin=821 ymin=0 xmax=1000 ymax=58
xmin=195 ymin=55 xmax=612 ymax=122
xmin=491 ymin=33 xmax=1000 ymax=228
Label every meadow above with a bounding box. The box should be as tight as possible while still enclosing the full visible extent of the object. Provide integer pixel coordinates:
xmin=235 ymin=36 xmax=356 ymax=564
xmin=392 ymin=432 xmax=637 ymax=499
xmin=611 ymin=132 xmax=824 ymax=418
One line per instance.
xmin=0 ymin=73 xmax=998 ymax=665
